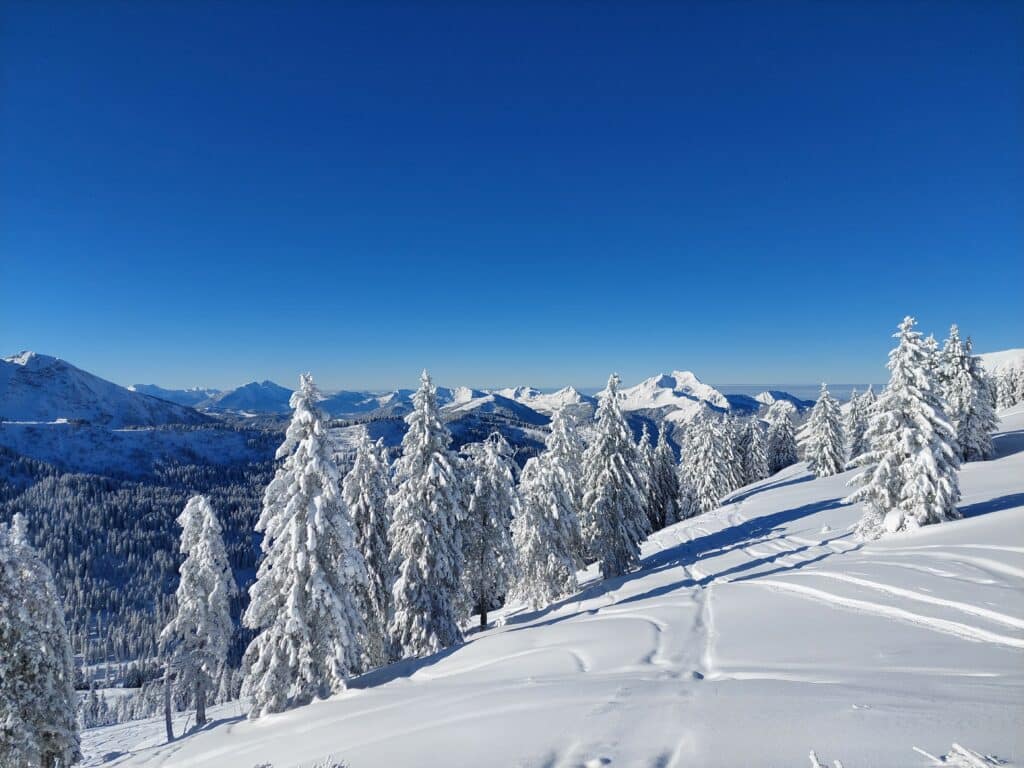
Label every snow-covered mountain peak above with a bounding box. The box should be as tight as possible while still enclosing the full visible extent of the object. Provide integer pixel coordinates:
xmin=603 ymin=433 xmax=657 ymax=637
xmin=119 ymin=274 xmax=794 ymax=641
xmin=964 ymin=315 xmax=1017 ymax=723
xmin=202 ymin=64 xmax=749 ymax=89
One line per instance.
xmin=0 ymin=352 xmax=209 ymax=426
xmin=615 ymin=369 xmax=730 ymax=421
xmin=4 ymin=350 xmax=47 ymax=367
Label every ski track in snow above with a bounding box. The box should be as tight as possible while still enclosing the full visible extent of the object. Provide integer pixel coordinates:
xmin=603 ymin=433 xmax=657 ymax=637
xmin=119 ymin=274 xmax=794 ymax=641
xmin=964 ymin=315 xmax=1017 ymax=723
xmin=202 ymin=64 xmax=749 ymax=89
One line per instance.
xmin=750 ymin=579 xmax=1024 ymax=649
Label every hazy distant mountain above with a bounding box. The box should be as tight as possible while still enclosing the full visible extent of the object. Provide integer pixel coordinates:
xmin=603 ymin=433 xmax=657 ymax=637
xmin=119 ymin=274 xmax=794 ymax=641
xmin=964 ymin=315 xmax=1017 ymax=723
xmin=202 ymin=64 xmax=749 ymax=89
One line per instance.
xmin=203 ymin=380 xmax=294 ymax=414
xmin=128 ymin=383 xmax=222 ymax=407
xmin=1 ymin=352 xmax=210 ymax=427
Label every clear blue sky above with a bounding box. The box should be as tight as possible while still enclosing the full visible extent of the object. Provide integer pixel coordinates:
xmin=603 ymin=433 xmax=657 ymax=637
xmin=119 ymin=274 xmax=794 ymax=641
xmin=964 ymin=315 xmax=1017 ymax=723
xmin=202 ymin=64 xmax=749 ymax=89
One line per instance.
xmin=2 ymin=1 xmax=1021 ymax=392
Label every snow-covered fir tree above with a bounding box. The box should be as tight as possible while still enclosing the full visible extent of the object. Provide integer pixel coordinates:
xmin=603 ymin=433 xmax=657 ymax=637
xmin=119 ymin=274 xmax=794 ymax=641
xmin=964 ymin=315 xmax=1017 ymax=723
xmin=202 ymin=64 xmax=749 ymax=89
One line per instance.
xmin=388 ymin=370 xmax=465 ymax=658
xmin=846 ymin=317 xmax=962 ymax=539
xmin=342 ymin=430 xmax=394 ymax=667
xmin=765 ymin=400 xmax=799 ymax=474
xmin=461 ymin=432 xmax=518 ymax=629
xmin=580 ymin=374 xmax=648 ymax=578
xmin=637 ymin=424 xmax=660 ymax=531
xmin=844 ymin=386 xmax=875 ymax=464
xmin=510 ymin=451 xmax=581 ymax=610
xmin=0 ymin=515 xmax=80 ymax=768
xmin=739 ymin=417 xmax=770 ymax=485
xmin=648 ymin=426 xmax=681 ymax=529
xmin=719 ymin=415 xmax=745 ymax=494
xmin=545 ymin=407 xmax=586 ymax=560
xmin=681 ymin=413 xmax=731 ymax=514
xmin=676 ymin=465 xmax=700 ymax=520
xmin=995 ymin=366 xmax=1024 ymax=409
xmin=799 ymin=384 xmax=846 ymax=478
xmin=242 ymin=374 xmax=368 ymax=718
xmin=159 ymin=495 xmax=237 ymax=730
xmin=940 ymin=327 xmax=998 ymax=462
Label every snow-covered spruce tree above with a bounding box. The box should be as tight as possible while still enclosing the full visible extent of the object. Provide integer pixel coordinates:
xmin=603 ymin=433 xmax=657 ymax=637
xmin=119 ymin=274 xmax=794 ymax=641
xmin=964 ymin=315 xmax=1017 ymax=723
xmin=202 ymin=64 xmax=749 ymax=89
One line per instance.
xmin=995 ymin=369 xmax=1015 ymax=409
xmin=342 ymin=431 xmax=394 ymax=667
xmin=638 ymin=424 xmax=660 ymax=531
xmin=388 ymin=370 xmax=465 ymax=658
xmin=844 ymin=386 xmax=874 ymax=464
xmin=846 ymin=317 xmax=962 ymax=539
xmin=0 ymin=515 xmax=80 ymax=768
xmin=799 ymin=384 xmax=846 ymax=478
xmin=940 ymin=327 xmax=998 ymax=462
xmin=739 ymin=417 xmax=770 ymax=485
xmin=648 ymin=426 xmax=681 ymax=529
xmin=765 ymin=400 xmax=799 ymax=474
xmin=461 ymin=432 xmax=518 ymax=629
xmin=510 ymin=452 xmax=581 ymax=610
xmin=681 ymin=413 xmax=731 ymax=514
xmin=242 ymin=374 xmax=368 ymax=718
xmin=545 ymin=407 xmax=586 ymax=560
xmin=580 ymin=374 xmax=648 ymax=578
xmin=160 ymin=495 xmax=237 ymax=731
xmin=719 ymin=415 xmax=745 ymax=494
xmin=676 ymin=464 xmax=700 ymax=520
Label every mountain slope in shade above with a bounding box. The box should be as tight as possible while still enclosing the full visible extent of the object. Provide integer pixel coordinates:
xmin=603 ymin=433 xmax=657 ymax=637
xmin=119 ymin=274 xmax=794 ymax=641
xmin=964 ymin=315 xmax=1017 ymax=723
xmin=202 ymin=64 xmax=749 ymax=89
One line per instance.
xmin=128 ymin=384 xmax=222 ymax=407
xmin=0 ymin=352 xmax=210 ymax=427
xmin=204 ymin=380 xmax=294 ymax=414
xmin=980 ymin=348 xmax=1024 ymax=374
xmin=442 ymin=391 xmax=550 ymax=426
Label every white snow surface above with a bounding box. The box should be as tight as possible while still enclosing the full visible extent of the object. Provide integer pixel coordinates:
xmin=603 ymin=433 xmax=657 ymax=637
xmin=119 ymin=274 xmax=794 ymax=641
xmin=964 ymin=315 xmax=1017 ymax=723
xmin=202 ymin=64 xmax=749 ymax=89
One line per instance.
xmin=82 ymin=407 xmax=1024 ymax=768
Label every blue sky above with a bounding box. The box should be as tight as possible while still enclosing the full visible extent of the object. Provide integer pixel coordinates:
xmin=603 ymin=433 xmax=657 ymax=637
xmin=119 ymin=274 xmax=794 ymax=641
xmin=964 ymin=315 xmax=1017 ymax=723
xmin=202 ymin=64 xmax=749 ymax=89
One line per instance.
xmin=2 ymin=1 xmax=1021 ymax=391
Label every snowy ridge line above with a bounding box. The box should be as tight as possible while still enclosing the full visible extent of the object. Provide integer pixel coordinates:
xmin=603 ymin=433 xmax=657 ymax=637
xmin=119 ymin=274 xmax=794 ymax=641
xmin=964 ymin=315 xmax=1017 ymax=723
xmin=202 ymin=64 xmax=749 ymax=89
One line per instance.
xmin=784 ymin=571 xmax=1024 ymax=630
xmin=750 ymin=579 xmax=1024 ymax=648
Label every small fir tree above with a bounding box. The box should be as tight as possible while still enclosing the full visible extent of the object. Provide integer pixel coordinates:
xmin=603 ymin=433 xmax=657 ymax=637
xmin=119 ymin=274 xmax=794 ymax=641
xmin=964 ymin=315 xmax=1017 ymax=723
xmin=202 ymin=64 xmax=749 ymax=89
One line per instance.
xmin=160 ymin=495 xmax=237 ymax=730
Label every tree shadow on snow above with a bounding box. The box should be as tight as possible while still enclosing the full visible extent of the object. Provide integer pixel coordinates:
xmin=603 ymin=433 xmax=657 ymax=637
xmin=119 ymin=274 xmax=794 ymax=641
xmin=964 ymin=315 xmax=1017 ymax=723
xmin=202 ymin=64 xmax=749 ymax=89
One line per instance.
xmin=509 ymin=497 xmax=853 ymax=630
xmin=347 ymin=644 xmax=464 ymax=690
xmin=721 ymin=472 xmax=815 ymax=505
xmin=991 ymin=429 xmax=1024 ymax=460
xmin=958 ymin=492 xmax=1024 ymax=519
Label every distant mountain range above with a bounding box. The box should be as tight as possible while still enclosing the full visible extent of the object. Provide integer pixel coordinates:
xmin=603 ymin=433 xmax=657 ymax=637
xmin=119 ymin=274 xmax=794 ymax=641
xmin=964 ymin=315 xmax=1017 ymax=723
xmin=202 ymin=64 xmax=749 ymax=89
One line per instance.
xmin=30 ymin=347 xmax=1024 ymax=431
xmin=1 ymin=350 xmax=822 ymax=431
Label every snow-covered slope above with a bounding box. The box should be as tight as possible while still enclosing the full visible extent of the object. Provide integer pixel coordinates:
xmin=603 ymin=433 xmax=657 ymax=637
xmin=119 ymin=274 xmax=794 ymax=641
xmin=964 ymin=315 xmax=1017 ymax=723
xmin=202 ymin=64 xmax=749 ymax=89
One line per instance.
xmin=127 ymin=384 xmax=222 ymax=407
xmin=82 ymin=411 xmax=1024 ymax=768
xmin=203 ymin=380 xmax=293 ymax=414
xmin=0 ymin=352 xmax=210 ymax=427
xmin=980 ymin=348 xmax=1024 ymax=374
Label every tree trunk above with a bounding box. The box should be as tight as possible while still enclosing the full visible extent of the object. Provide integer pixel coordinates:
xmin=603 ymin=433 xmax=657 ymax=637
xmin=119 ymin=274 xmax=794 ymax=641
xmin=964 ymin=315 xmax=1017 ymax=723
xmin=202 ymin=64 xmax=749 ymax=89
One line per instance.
xmin=480 ymin=607 xmax=487 ymax=629
xmin=163 ymin=666 xmax=174 ymax=742
xmin=195 ymin=677 xmax=207 ymax=727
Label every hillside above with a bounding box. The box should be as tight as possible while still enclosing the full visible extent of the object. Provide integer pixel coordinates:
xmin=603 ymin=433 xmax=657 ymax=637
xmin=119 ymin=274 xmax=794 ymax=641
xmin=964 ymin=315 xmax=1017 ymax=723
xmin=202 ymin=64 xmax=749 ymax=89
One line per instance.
xmin=80 ymin=407 xmax=1024 ymax=768
xmin=0 ymin=352 xmax=210 ymax=427
xmin=980 ymin=348 xmax=1024 ymax=374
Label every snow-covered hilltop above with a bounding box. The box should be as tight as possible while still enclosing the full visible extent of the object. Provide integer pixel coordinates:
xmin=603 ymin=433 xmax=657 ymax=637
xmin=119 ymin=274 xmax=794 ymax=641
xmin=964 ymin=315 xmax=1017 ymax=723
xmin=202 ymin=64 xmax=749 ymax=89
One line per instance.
xmin=0 ymin=352 xmax=210 ymax=427
xmin=80 ymin=405 xmax=1024 ymax=768
xmin=980 ymin=348 xmax=1024 ymax=374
